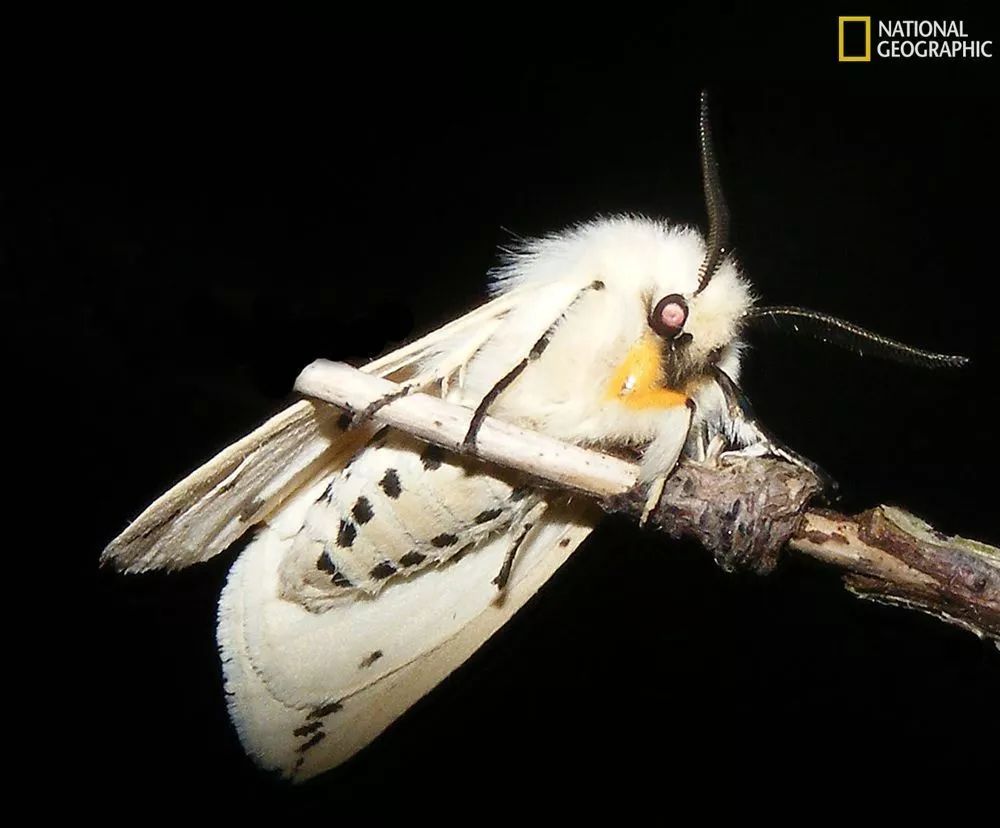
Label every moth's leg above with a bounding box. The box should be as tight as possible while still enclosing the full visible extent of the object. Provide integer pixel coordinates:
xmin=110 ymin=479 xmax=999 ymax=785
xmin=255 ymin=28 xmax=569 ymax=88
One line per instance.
xmin=347 ymin=384 xmax=415 ymax=429
xmin=683 ymin=415 xmax=725 ymax=465
xmin=463 ymin=280 xmax=606 ymax=449
xmin=348 ymin=360 xmax=466 ymax=428
xmin=639 ymin=477 xmax=667 ymax=527
xmin=637 ymin=401 xmax=695 ymax=526
xmin=703 ymin=434 xmax=728 ymax=464
xmin=494 ymin=500 xmax=548 ymax=592
xmin=712 ymin=368 xmax=837 ymax=492
xmin=684 ymin=416 xmax=709 ymax=463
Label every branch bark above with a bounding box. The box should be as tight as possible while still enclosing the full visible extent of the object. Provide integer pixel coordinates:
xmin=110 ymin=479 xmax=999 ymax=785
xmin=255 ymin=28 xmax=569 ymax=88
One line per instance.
xmin=295 ymin=360 xmax=1000 ymax=645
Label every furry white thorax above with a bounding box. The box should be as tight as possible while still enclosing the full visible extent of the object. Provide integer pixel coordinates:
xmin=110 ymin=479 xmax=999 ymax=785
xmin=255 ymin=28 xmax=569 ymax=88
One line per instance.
xmin=454 ymin=217 xmax=753 ymax=470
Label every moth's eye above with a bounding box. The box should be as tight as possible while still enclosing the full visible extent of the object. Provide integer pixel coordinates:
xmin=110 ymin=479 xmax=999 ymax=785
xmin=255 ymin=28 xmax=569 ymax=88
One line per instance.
xmin=650 ymin=294 xmax=688 ymax=340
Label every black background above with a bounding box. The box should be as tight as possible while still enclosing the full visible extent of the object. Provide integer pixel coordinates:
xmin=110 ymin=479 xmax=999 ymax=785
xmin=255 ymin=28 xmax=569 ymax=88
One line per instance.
xmin=7 ymin=7 xmax=998 ymax=817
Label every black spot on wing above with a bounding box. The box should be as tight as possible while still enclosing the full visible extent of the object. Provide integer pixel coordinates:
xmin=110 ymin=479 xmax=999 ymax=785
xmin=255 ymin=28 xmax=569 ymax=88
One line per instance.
xmin=310 ymin=700 xmax=343 ymax=719
xmin=380 ymin=469 xmax=402 ymax=499
xmin=474 ymin=508 xmax=503 ymax=524
xmin=294 ymin=721 xmax=323 ymax=738
xmin=336 ymin=412 xmax=351 ymax=430
xmin=559 ymin=537 xmax=571 ymax=547
xmin=370 ymin=561 xmax=397 ymax=580
xmin=400 ymin=550 xmax=426 ymax=567
xmin=352 ymin=496 xmax=374 ymax=524
xmin=421 ymin=444 xmax=445 ymax=470
xmin=297 ymin=731 xmax=326 ymax=753
xmin=511 ymin=486 xmax=531 ymax=502
xmin=359 ymin=650 xmax=383 ymax=668
xmin=320 ymin=480 xmax=335 ymax=503
xmin=316 ymin=553 xmax=353 ymax=588
xmin=337 ymin=519 xmax=357 ymax=548
xmin=431 ymin=533 xmax=459 ymax=548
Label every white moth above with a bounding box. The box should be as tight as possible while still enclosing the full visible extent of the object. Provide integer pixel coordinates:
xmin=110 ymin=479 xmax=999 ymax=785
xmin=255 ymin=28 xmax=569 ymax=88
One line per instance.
xmin=102 ymin=92 xmax=966 ymax=781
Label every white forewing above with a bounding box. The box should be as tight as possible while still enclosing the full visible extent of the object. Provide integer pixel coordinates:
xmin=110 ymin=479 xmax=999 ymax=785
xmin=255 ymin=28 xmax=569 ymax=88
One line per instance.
xmin=104 ymin=401 xmax=363 ymax=573
xmin=102 ymin=288 xmax=529 ymax=573
xmin=218 ymin=472 xmax=597 ymax=780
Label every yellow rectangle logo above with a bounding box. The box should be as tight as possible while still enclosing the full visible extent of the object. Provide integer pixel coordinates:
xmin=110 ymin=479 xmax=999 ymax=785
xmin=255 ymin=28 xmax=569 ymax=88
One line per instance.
xmin=839 ymin=16 xmax=871 ymax=61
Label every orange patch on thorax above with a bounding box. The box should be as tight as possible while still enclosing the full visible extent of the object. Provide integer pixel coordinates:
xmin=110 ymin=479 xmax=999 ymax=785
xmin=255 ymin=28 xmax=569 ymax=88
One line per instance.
xmin=603 ymin=334 xmax=688 ymax=410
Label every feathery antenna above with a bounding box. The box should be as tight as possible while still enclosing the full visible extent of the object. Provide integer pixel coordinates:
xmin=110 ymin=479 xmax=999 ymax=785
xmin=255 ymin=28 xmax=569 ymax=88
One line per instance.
xmin=694 ymin=90 xmax=731 ymax=296
xmin=745 ymin=306 xmax=969 ymax=368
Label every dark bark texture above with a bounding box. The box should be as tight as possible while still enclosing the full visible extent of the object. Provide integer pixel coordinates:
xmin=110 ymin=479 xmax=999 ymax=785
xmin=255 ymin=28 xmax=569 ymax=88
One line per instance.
xmin=602 ymin=456 xmax=1000 ymax=645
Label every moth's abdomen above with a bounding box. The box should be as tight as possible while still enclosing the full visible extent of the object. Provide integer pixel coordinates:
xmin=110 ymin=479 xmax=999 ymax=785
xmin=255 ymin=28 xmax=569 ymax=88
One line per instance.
xmin=278 ymin=429 xmax=529 ymax=609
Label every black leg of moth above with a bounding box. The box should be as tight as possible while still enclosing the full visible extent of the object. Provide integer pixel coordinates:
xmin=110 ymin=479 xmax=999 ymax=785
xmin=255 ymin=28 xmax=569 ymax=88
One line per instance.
xmin=493 ymin=529 xmax=527 ymax=592
xmin=348 ymin=384 xmax=414 ymax=429
xmin=712 ymin=368 xmax=838 ymax=494
xmin=462 ymin=280 xmax=605 ymax=449
xmin=463 ymin=358 xmax=530 ymax=451
xmin=493 ymin=501 xmax=548 ymax=592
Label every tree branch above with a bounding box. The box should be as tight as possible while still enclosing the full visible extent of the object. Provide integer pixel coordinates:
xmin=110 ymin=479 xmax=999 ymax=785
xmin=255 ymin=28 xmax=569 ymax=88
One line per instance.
xmin=295 ymin=360 xmax=1000 ymax=645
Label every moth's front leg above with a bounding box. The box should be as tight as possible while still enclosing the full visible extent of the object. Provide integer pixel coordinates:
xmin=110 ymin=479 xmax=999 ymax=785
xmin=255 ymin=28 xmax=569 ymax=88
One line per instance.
xmin=463 ymin=280 xmax=606 ymax=450
xmin=710 ymin=368 xmax=837 ymax=494
xmin=638 ymin=400 xmax=696 ymax=526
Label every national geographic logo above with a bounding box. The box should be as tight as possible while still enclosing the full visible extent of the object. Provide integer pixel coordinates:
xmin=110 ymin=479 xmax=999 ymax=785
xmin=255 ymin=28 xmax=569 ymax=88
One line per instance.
xmin=838 ymin=16 xmax=871 ymax=61
xmin=838 ymin=17 xmax=993 ymax=61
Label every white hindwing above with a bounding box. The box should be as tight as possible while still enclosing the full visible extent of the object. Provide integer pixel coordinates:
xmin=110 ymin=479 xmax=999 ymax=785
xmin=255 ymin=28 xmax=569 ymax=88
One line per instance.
xmin=219 ymin=475 xmax=597 ymax=780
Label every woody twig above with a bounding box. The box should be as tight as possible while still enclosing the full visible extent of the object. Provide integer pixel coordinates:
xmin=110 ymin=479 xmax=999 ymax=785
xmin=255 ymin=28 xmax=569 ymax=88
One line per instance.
xmin=295 ymin=359 xmax=1000 ymax=645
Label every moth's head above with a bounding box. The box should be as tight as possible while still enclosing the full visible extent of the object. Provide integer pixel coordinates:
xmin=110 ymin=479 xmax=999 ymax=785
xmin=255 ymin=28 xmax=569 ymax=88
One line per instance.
xmin=642 ymin=226 xmax=750 ymax=384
